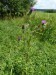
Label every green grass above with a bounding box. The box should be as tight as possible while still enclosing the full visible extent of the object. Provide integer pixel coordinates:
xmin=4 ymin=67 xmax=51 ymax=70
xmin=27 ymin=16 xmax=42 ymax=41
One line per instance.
xmin=0 ymin=12 xmax=56 ymax=75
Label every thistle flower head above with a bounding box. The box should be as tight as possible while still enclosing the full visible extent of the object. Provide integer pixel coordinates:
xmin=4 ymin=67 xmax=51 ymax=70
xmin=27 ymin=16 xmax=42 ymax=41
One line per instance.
xmin=31 ymin=7 xmax=35 ymax=11
xmin=42 ymin=20 xmax=46 ymax=24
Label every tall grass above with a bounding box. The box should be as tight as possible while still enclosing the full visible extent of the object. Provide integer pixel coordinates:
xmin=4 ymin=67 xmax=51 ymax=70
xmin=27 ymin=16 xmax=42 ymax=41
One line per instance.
xmin=0 ymin=12 xmax=56 ymax=75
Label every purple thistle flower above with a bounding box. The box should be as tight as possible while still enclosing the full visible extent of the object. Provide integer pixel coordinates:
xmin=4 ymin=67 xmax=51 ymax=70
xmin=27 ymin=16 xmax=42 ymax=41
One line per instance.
xmin=31 ymin=7 xmax=35 ymax=11
xmin=42 ymin=20 xmax=46 ymax=24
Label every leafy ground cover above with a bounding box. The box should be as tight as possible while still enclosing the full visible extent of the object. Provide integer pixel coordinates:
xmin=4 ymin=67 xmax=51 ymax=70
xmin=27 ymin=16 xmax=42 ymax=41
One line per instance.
xmin=0 ymin=12 xmax=56 ymax=75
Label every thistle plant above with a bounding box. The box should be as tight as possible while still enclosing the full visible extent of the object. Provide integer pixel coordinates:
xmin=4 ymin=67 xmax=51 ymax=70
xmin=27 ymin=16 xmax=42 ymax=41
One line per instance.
xmin=38 ymin=20 xmax=53 ymax=41
xmin=32 ymin=20 xmax=53 ymax=42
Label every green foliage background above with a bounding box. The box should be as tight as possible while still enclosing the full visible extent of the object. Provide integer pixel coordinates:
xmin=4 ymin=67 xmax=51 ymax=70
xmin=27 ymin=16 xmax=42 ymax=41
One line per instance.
xmin=0 ymin=0 xmax=34 ymax=17
xmin=0 ymin=11 xmax=56 ymax=75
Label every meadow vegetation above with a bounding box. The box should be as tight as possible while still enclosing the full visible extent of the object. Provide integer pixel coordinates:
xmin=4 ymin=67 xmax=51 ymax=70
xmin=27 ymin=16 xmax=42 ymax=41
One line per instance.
xmin=0 ymin=12 xmax=56 ymax=75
